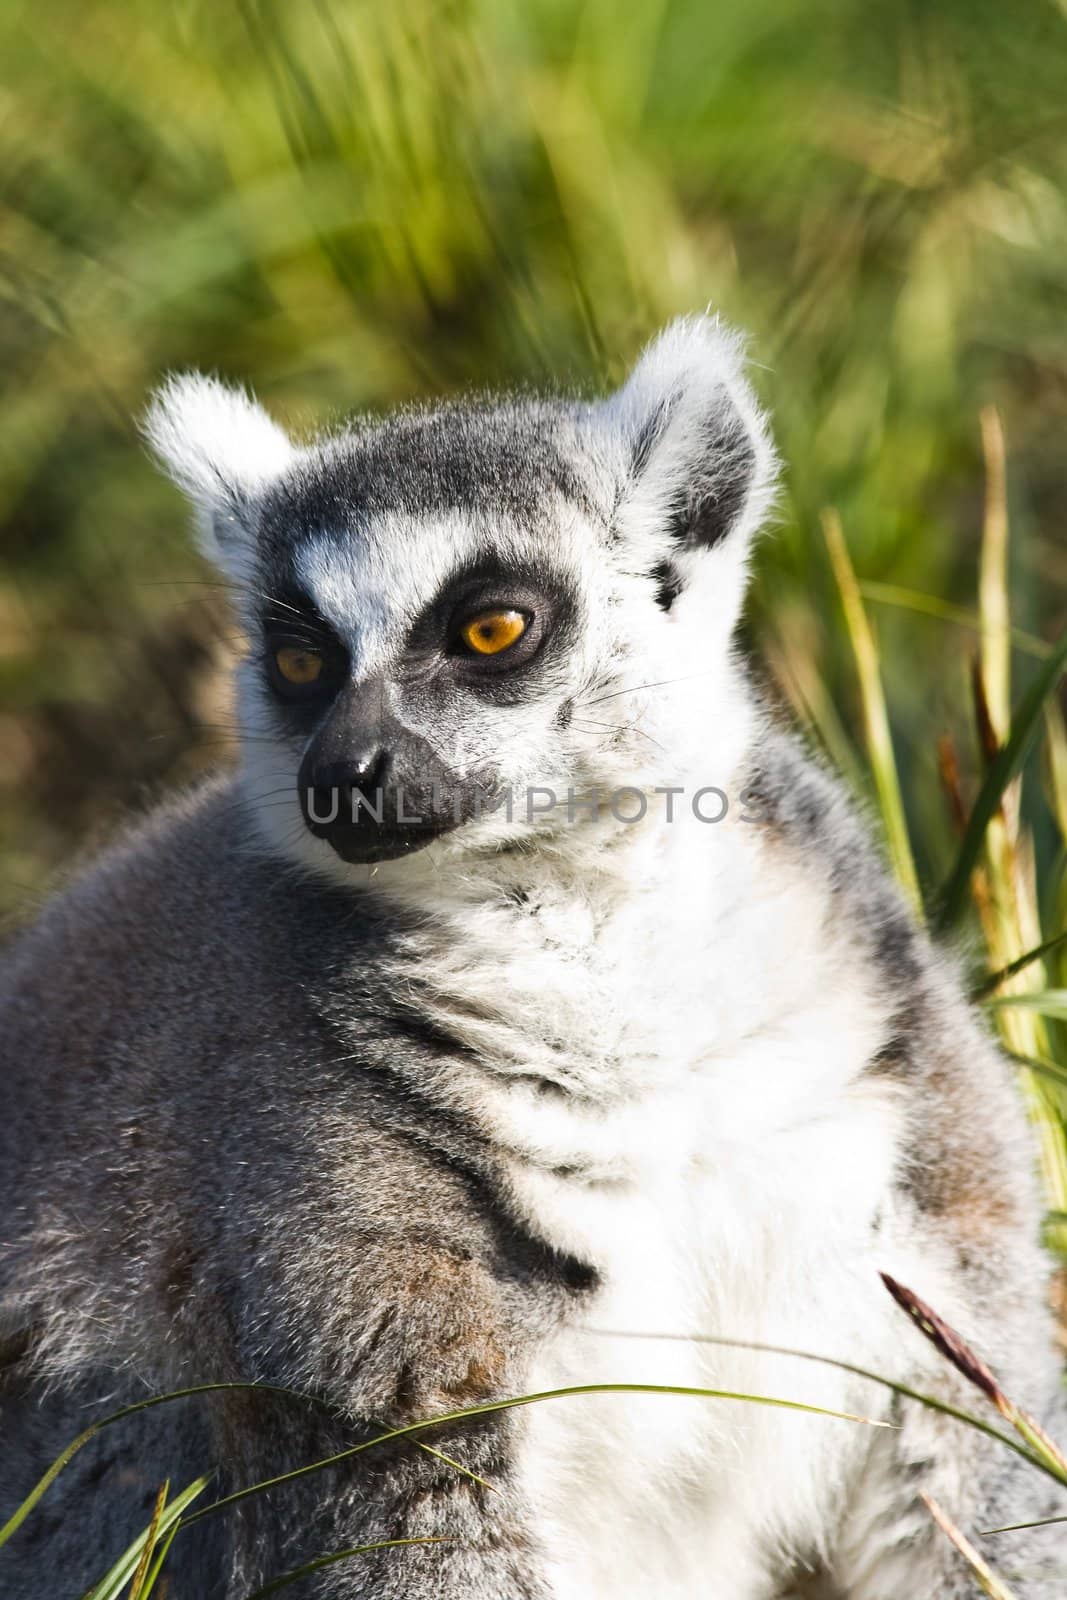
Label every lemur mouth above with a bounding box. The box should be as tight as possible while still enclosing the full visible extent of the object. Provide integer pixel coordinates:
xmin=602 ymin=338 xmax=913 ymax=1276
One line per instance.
xmin=298 ymin=768 xmax=485 ymax=863
xmin=323 ymin=822 xmax=450 ymax=864
xmin=299 ymin=784 xmax=465 ymax=862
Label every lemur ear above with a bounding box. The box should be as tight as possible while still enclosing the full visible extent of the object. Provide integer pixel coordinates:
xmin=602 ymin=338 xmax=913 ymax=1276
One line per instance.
xmin=143 ymin=374 xmax=296 ymax=578
xmin=606 ymin=316 xmax=777 ymax=567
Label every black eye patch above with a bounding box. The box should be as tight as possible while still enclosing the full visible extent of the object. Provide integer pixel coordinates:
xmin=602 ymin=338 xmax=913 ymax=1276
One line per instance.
xmin=259 ymin=584 xmax=337 ymax=645
xmin=258 ymin=584 xmax=349 ymax=708
xmin=404 ymin=554 xmax=579 ymax=699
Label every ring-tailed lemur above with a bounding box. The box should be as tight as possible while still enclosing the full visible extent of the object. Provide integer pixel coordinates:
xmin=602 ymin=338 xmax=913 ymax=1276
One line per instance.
xmin=1 ymin=317 xmax=1063 ymax=1598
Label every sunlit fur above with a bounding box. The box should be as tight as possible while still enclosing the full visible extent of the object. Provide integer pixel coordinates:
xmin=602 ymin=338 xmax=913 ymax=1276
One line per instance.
xmin=1 ymin=319 xmax=1062 ymax=1599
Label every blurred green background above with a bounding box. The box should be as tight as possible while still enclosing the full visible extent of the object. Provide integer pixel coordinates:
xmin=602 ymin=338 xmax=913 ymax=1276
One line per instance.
xmin=2 ymin=0 xmax=1067 ymax=935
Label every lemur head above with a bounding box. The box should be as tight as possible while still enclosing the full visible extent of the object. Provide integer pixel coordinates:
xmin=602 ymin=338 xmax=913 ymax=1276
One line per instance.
xmin=146 ymin=316 xmax=776 ymax=880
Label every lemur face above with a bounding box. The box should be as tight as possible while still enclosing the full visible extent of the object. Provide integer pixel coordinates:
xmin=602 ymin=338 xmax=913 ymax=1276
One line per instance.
xmin=241 ymin=409 xmax=608 ymax=864
xmin=146 ymin=318 xmax=776 ymax=876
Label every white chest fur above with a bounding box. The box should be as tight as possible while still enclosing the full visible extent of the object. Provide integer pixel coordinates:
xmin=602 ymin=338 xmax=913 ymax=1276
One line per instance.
xmin=396 ymin=813 xmax=915 ymax=1597
xmin=514 ymin=1117 xmax=900 ymax=1600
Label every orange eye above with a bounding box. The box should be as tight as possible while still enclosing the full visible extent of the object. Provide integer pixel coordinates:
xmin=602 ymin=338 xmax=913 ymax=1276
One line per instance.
xmin=460 ymin=610 xmax=528 ymax=656
xmin=275 ymin=645 xmax=324 ymax=685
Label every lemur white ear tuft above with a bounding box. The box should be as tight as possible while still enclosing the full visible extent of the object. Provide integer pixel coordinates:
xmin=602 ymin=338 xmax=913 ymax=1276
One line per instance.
xmin=143 ymin=373 xmax=296 ymax=575
xmin=606 ymin=316 xmax=778 ymax=564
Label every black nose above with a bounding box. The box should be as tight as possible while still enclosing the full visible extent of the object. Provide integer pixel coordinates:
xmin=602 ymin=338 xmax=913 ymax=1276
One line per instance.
xmin=299 ymin=748 xmax=390 ymax=834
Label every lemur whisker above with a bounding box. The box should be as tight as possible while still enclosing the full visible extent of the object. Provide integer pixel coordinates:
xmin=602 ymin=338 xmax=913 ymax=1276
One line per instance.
xmin=186 ymin=725 xmax=285 ymax=742
xmin=255 ymin=589 xmax=321 ymax=619
xmin=571 ymin=718 xmax=667 ymax=754
xmin=577 ymin=668 xmax=718 ymax=708
xmin=135 ymin=578 xmax=241 ymax=590
xmin=208 ymin=796 xmax=293 ymax=828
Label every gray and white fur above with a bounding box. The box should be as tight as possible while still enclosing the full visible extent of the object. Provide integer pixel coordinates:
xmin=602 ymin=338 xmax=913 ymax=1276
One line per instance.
xmin=1 ymin=317 xmax=1063 ymax=1598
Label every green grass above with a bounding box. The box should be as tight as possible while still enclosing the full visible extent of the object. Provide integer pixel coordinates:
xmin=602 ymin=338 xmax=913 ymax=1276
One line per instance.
xmin=2 ymin=0 xmax=1067 ymax=1591
xmin=5 ymin=1299 xmax=1066 ymax=1595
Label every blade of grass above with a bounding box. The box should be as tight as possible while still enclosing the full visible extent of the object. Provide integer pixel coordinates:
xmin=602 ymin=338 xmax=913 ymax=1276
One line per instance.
xmin=923 ymin=1493 xmax=1019 ymax=1600
xmin=84 ymin=1475 xmax=211 ymax=1600
xmin=882 ymin=1274 xmax=1067 ymax=1483
xmin=16 ymin=1340 xmax=1060 ymax=1597
xmin=763 ymin=632 xmax=867 ymax=794
xmin=934 ymin=627 xmax=1067 ymax=932
xmin=243 ymin=1537 xmax=449 ymax=1598
xmin=0 ymin=1381 xmax=326 ymax=1550
xmin=821 ymin=508 xmax=922 ymax=918
xmin=136 ymin=1520 xmax=181 ymax=1600
xmin=986 ymin=991 xmax=1067 ymax=1020
xmin=1047 ymin=700 xmax=1067 ymax=840
xmin=1006 ymin=1052 xmax=1067 ymax=1092
xmin=973 ymin=931 xmax=1067 ymax=998
xmin=182 ymin=1340 xmax=1067 ymax=1546
xmin=577 ymin=1328 xmax=1056 ymax=1484
xmin=413 ymin=1441 xmax=495 ymax=1492
xmin=967 ymin=430 xmax=1067 ymax=1227
xmin=0 ymin=1374 xmax=491 ymax=1551
xmin=978 ymin=406 xmax=1011 ymax=743
xmin=984 ymin=1513 xmax=1067 ymax=1534
xmin=127 ymin=1481 xmax=168 ymax=1600
xmin=858 ymin=581 xmax=1051 ymax=661
xmin=178 ymin=1381 xmax=895 ymax=1538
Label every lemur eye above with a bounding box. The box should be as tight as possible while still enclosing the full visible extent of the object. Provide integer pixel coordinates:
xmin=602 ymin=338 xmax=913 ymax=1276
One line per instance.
xmin=460 ymin=610 xmax=528 ymax=656
xmin=274 ymin=645 xmax=324 ymax=685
